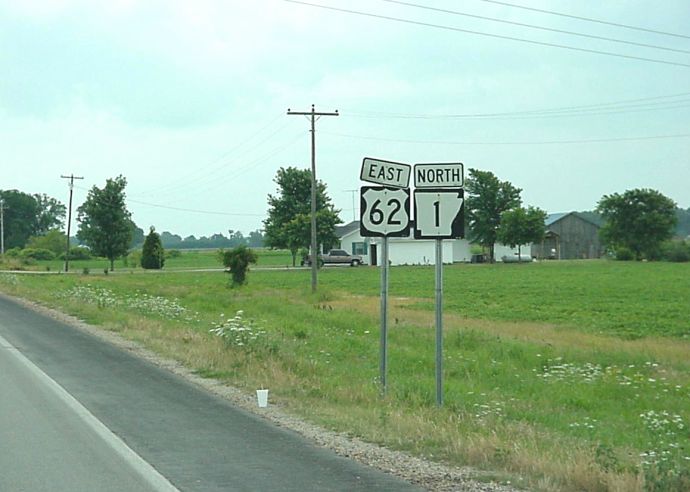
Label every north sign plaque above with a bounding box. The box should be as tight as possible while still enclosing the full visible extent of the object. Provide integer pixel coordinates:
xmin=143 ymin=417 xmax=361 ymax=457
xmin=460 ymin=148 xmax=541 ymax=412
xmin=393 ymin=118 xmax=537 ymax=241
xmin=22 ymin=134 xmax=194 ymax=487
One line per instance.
xmin=414 ymin=162 xmax=464 ymax=189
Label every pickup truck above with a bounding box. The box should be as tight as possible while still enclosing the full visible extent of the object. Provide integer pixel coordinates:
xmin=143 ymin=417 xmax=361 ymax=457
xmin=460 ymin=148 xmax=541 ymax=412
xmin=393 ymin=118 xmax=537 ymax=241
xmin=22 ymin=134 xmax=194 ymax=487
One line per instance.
xmin=303 ymin=249 xmax=364 ymax=267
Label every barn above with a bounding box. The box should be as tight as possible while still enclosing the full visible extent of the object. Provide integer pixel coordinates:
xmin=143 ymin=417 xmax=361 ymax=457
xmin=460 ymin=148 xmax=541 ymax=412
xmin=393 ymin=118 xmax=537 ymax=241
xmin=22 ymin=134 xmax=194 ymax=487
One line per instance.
xmin=532 ymin=212 xmax=604 ymax=260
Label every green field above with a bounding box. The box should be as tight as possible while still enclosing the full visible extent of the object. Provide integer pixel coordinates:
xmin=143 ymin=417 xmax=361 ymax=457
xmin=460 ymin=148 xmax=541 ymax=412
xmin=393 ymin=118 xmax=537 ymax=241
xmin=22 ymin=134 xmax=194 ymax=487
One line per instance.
xmin=2 ymin=248 xmax=296 ymax=272
xmin=1 ymin=258 xmax=689 ymax=491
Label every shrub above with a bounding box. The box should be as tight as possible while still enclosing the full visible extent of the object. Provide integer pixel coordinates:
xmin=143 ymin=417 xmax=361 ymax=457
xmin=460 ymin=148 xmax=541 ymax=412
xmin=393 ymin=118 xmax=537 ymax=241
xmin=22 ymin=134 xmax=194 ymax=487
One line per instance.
xmin=4 ymin=247 xmax=21 ymax=258
xmin=614 ymin=246 xmax=635 ymax=261
xmin=166 ymin=249 xmax=182 ymax=259
xmin=20 ymin=248 xmax=56 ymax=261
xmin=219 ymin=245 xmax=258 ymax=286
xmin=141 ymin=227 xmax=165 ymax=270
xmin=60 ymin=246 xmax=92 ymax=261
xmin=70 ymin=246 xmax=92 ymax=260
xmin=26 ymin=229 xmax=66 ymax=256
xmin=126 ymin=250 xmax=141 ymax=268
xmin=661 ymin=240 xmax=690 ymax=262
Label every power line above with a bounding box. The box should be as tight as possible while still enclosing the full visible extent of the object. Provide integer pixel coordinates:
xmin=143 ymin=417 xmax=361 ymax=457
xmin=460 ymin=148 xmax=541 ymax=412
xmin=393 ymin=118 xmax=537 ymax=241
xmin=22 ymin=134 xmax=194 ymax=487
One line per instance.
xmin=353 ymin=101 xmax=690 ymax=120
xmin=126 ymin=198 xmax=267 ymax=217
xmin=381 ymin=0 xmax=690 ymax=55
xmin=322 ymin=130 xmax=690 ymax=146
xmin=478 ymin=0 xmax=690 ymax=40
xmin=132 ymin=114 xmax=287 ymax=198
xmin=74 ymin=186 xmax=265 ymax=217
xmin=345 ymin=100 xmax=690 ymax=121
xmin=71 ymin=131 xmax=305 ymax=221
xmin=183 ymin=130 xmax=307 ymax=196
xmin=343 ymin=91 xmax=690 ymax=120
xmin=284 ymin=1 xmax=690 ymax=68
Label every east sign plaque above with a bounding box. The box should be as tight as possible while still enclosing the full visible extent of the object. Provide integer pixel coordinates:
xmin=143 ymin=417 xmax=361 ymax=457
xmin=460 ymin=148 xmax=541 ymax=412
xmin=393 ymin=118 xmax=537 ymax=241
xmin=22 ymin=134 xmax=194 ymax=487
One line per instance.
xmin=360 ymin=157 xmax=411 ymax=189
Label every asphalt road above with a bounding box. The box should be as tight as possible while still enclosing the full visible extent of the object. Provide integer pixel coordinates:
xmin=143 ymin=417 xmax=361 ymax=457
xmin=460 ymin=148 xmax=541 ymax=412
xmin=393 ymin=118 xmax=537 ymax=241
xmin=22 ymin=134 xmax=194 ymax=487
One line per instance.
xmin=0 ymin=295 xmax=419 ymax=491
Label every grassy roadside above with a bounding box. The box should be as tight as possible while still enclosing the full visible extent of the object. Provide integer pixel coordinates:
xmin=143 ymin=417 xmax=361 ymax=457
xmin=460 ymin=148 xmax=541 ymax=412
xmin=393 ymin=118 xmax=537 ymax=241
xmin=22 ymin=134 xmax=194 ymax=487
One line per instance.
xmin=1 ymin=260 xmax=689 ymax=491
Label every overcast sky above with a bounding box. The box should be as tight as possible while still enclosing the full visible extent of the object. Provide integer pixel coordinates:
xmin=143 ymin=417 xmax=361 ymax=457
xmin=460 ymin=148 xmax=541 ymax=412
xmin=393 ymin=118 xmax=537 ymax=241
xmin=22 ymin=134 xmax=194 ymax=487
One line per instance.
xmin=2 ymin=0 xmax=689 ymax=237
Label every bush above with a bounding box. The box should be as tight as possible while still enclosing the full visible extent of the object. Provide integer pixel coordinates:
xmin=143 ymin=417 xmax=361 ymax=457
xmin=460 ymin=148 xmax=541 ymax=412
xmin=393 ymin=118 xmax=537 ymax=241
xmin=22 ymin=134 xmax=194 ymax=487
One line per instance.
xmin=166 ymin=249 xmax=182 ymax=259
xmin=124 ymin=250 xmax=141 ymax=268
xmin=141 ymin=227 xmax=165 ymax=270
xmin=661 ymin=240 xmax=690 ymax=262
xmin=20 ymin=248 xmax=56 ymax=261
xmin=5 ymin=247 xmax=21 ymax=258
xmin=26 ymin=229 xmax=66 ymax=256
xmin=614 ymin=247 xmax=635 ymax=261
xmin=219 ymin=245 xmax=258 ymax=287
xmin=60 ymin=246 xmax=92 ymax=261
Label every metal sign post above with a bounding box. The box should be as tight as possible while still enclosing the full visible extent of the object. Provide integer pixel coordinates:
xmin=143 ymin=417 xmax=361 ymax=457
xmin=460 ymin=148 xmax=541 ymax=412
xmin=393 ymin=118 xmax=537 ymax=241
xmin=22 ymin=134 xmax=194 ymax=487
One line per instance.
xmin=413 ymin=162 xmax=464 ymax=408
xmin=435 ymin=239 xmax=443 ymax=407
xmin=380 ymin=236 xmax=389 ymax=394
xmin=360 ymin=157 xmax=412 ymax=396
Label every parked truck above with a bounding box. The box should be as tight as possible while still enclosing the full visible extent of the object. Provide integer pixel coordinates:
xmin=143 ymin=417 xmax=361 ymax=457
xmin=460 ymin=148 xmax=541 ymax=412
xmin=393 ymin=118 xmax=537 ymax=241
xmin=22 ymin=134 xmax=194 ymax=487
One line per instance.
xmin=302 ymin=249 xmax=364 ymax=267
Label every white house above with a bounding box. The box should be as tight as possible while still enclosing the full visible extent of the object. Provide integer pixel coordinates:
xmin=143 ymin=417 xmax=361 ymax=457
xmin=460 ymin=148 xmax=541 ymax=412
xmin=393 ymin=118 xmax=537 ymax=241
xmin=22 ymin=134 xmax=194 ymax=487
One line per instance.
xmin=335 ymin=221 xmax=529 ymax=266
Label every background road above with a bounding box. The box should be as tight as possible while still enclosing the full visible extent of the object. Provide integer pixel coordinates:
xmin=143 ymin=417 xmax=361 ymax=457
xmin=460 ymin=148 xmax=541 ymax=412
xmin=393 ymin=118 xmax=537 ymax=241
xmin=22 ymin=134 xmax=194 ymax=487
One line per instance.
xmin=0 ymin=294 xmax=419 ymax=491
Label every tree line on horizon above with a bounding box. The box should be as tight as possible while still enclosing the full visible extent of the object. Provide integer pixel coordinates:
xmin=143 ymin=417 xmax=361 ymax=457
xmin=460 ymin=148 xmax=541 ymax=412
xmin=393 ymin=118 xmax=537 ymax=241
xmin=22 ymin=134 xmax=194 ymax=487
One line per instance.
xmin=2 ymin=172 xmax=690 ymax=269
xmin=131 ymin=229 xmax=265 ymax=251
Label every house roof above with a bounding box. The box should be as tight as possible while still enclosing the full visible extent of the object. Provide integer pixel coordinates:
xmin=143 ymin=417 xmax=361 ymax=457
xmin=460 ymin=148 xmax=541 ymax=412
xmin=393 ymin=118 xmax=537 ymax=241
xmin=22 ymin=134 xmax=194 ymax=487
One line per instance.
xmin=335 ymin=220 xmax=360 ymax=238
xmin=546 ymin=212 xmax=603 ymax=228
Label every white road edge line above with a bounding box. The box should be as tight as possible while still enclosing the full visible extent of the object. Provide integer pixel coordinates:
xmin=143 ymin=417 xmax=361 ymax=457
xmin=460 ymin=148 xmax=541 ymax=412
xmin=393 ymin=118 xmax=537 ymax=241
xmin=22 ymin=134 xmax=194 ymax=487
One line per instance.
xmin=0 ymin=333 xmax=180 ymax=492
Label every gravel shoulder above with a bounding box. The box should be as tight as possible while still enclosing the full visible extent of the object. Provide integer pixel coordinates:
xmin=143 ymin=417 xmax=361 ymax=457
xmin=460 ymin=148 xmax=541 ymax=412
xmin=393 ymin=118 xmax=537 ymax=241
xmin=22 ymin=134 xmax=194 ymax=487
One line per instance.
xmin=2 ymin=292 xmax=519 ymax=492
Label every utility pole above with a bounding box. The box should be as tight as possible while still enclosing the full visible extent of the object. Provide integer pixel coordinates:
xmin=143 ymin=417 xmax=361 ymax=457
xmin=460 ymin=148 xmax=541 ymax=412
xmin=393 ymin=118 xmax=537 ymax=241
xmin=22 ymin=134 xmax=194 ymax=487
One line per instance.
xmin=61 ymin=174 xmax=84 ymax=272
xmin=0 ymin=198 xmax=7 ymax=257
xmin=344 ymin=189 xmax=358 ymax=222
xmin=287 ymin=104 xmax=339 ymax=293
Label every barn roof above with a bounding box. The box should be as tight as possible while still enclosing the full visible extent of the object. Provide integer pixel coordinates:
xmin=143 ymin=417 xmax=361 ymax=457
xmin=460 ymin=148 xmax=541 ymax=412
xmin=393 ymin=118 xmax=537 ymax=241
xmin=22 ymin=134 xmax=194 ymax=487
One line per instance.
xmin=545 ymin=212 xmax=569 ymax=226
xmin=545 ymin=212 xmax=603 ymax=228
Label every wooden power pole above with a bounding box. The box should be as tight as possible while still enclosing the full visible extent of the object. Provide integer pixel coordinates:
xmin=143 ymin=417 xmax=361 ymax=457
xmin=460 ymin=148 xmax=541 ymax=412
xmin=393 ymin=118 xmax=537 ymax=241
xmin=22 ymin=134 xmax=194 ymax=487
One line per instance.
xmin=61 ymin=174 xmax=84 ymax=272
xmin=287 ymin=104 xmax=338 ymax=293
xmin=0 ymin=198 xmax=7 ymax=257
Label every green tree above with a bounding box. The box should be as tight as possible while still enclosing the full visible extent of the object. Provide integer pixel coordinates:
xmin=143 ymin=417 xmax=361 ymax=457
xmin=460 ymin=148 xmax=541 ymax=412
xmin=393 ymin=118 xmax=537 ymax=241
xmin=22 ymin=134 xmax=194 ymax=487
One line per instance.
xmin=597 ymin=188 xmax=677 ymax=260
xmin=248 ymin=229 xmax=264 ymax=248
xmin=497 ymin=206 xmax=547 ymax=261
xmin=283 ymin=210 xmax=340 ymax=258
xmin=263 ymin=167 xmax=341 ymax=266
xmin=33 ymin=193 xmax=66 ymax=234
xmin=227 ymin=230 xmax=247 ymax=247
xmin=465 ymin=169 xmax=522 ymax=262
xmin=140 ymin=226 xmax=165 ymax=269
xmin=76 ymin=176 xmax=133 ymax=271
xmin=0 ymin=190 xmax=40 ymax=249
xmin=26 ymin=229 xmax=67 ymax=256
xmin=219 ymin=245 xmax=258 ymax=286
